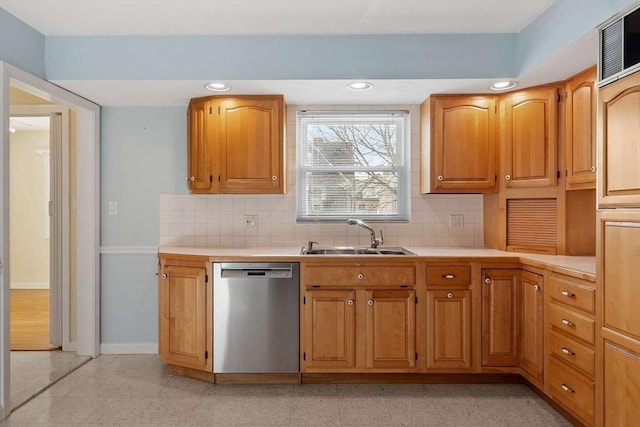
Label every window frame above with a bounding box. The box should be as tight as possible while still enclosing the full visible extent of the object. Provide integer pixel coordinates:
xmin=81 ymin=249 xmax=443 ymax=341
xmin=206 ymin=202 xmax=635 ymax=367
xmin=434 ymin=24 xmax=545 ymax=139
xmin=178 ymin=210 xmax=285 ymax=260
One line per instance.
xmin=296 ymin=110 xmax=410 ymax=223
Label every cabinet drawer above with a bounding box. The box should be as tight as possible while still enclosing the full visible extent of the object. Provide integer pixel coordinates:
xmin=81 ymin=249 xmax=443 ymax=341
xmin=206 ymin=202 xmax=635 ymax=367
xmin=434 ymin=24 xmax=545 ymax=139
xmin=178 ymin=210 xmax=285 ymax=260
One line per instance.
xmin=548 ymin=274 xmax=595 ymax=314
xmin=426 ymin=265 xmax=471 ymax=287
xmin=304 ymin=266 xmax=415 ymax=287
xmin=548 ymin=356 xmax=594 ymax=424
xmin=548 ymin=303 xmax=595 ymax=345
xmin=549 ymin=329 xmax=595 ymax=377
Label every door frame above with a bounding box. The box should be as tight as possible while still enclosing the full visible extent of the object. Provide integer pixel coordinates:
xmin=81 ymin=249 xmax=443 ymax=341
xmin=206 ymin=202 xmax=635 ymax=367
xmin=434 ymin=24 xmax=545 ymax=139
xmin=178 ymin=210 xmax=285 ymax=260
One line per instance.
xmin=10 ymin=106 xmax=69 ymax=350
xmin=0 ymin=61 xmax=100 ymax=420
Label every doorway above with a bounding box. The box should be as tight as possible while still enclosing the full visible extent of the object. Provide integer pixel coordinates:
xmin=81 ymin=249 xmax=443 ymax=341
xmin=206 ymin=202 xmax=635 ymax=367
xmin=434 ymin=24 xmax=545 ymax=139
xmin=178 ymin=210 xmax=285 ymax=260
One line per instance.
xmin=9 ymin=115 xmax=53 ymax=352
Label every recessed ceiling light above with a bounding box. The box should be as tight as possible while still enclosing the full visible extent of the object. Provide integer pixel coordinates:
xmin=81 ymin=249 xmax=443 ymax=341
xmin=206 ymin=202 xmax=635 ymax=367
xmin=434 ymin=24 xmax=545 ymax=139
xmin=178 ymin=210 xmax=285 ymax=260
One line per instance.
xmin=490 ymin=81 xmax=517 ymax=91
xmin=205 ymin=82 xmax=231 ymax=92
xmin=347 ymin=81 xmax=373 ymax=91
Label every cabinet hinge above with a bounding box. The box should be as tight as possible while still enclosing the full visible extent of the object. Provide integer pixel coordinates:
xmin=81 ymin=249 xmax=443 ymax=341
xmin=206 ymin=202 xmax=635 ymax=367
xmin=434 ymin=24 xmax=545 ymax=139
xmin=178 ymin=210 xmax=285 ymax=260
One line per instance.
xmin=303 ymin=352 xmax=306 ymax=361
xmin=416 ymin=352 xmax=418 ymax=361
xmin=557 ymin=170 xmax=561 ymax=179
xmin=209 ymin=107 xmax=212 ymax=114
xmin=494 ymin=106 xmax=497 ymax=114
xmin=565 ymin=170 xmax=568 ymax=177
xmin=218 ymin=175 xmax=221 ymax=182
xmin=415 ymin=296 xmax=418 ymax=304
xmin=205 ymin=350 xmax=209 ymax=359
xmin=218 ymin=106 xmax=221 ymax=114
xmin=495 ymin=175 xmax=498 ymax=182
xmin=205 ymin=274 xmax=208 ymax=283
xmin=557 ymin=92 xmax=561 ymax=102
xmin=210 ymin=175 xmax=213 ymax=183
xmin=303 ymin=296 xmax=306 ymax=304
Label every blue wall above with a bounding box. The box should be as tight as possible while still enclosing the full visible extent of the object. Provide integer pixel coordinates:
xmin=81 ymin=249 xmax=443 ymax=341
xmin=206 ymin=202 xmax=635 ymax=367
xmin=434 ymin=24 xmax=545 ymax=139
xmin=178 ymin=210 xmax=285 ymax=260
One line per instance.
xmin=0 ymin=8 xmax=45 ymax=78
xmin=100 ymin=107 xmax=186 ymax=344
xmin=46 ymin=34 xmax=517 ymax=80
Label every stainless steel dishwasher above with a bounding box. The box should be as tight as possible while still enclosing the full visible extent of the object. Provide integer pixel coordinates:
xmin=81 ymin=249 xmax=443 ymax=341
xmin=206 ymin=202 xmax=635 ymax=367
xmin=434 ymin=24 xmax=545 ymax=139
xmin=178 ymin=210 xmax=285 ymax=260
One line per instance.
xmin=213 ymin=262 xmax=299 ymax=373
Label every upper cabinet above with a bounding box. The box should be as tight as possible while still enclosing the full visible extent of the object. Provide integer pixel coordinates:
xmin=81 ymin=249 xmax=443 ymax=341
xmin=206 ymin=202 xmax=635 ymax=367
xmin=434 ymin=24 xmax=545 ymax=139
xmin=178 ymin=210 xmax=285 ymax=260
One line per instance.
xmin=421 ymin=95 xmax=498 ymax=193
xmin=187 ymin=98 xmax=213 ymax=191
xmin=187 ymin=95 xmax=285 ymax=194
xmin=502 ymin=85 xmax=559 ymax=188
xmin=598 ymin=71 xmax=640 ymax=207
xmin=565 ymin=67 xmax=596 ymax=190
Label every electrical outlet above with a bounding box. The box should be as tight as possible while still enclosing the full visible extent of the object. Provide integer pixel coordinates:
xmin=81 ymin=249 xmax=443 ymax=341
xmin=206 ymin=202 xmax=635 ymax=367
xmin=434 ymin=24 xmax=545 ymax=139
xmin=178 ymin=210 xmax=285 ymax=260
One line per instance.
xmin=449 ymin=214 xmax=464 ymax=230
xmin=108 ymin=201 xmax=118 ymax=215
xmin=245 ymin=215 xmax=258 ymax=227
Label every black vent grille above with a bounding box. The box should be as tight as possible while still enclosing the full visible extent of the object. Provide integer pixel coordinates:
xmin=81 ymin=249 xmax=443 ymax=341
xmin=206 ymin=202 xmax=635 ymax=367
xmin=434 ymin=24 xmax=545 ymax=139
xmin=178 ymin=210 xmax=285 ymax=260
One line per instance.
xmin=601 ymin=19 xmax=623 ymax=80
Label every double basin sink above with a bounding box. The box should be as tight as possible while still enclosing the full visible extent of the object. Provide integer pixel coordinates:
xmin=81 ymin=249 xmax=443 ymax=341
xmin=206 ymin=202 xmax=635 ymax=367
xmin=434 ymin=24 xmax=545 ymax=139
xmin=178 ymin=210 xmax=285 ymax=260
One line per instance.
xmin=301 ymin=246 xmax=415 ymax=256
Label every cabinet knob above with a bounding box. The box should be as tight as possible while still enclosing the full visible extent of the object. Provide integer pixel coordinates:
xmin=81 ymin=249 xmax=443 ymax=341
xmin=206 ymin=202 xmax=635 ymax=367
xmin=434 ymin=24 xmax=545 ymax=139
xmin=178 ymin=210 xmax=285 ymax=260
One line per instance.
xmin=190 ymin=176 xmax=195 ymax=181
xmin=161 ymin=273 xmax=167 ymax=279
xmin=561 ymin=318 xmax=575 ymax=327
xmin=505 ymin=175 xmax=511 ymax=181
xmin=442 ymin=274 xmax=455 ymax=279
xmin=272 ymin=175 xmax=278 ymax=181
xmin=484 ymin=278 xmax=491 ymax=284
xmin=533 ymin=285 xmax=540 ymax=291
xmin=357 ymin=273 xmax=364 ymax=280
xmin=368 ymin=300 xmax=374 ymax=306
xmin=437 ymin=175 xmax=443 ymax=181
xmin=590 ymin=166 xmax=596 ymax=172
xmin=560 ymin=347 xmax=575 ymax=356
xmin=561 ymin=290 xmax=575 ymax=297
xmin=447 ymin=292 xmax=453 ymax=299
xmin=560 ymin=384 xmax=575 ymax=394
xmin=347 ymin=299 xmax=354 ymax=306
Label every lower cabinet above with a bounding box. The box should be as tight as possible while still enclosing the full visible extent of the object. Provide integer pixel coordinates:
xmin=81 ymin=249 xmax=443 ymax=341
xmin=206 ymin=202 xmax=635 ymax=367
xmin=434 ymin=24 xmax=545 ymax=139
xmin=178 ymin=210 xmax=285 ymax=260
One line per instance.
xmin=602 ymin=339 xmax=640 ymax=427
xmin=302 ymin=288 xmax=416 ymax=372
xmin=520 ymin=270 xmax=544 ymax=383
xmin=426 ymin=289 xmax=472 ymax=370
xmin=158 ymin=256 xmax=212 ymax=372
xmin=481 ymin=269 xmax=521 ymax=367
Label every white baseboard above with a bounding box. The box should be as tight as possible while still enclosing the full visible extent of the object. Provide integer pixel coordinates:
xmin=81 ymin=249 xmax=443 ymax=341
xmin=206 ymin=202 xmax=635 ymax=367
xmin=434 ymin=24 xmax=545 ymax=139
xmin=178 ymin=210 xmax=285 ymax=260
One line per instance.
xmin=10 ymin=282 xmax=49 ymax=290
xmin=100 ymin=343 xmax=158 ymax=354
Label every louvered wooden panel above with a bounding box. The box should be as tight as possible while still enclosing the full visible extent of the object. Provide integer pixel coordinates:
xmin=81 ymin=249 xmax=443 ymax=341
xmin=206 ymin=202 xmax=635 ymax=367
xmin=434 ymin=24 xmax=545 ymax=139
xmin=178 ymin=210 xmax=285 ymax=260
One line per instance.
xmin=507 ymin=198 xmax=557 ymax=254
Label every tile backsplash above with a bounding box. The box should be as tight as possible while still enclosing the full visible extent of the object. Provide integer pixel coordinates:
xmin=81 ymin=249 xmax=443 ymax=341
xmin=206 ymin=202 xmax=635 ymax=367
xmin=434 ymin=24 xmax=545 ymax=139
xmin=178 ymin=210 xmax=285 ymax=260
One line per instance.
xmin=159 ymin=104 xmax=483 ymax=248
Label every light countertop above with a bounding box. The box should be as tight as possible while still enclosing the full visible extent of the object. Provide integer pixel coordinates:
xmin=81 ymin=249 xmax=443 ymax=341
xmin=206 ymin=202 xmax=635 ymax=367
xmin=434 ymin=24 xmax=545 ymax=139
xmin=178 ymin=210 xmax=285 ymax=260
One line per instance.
xmin=158 ymin=246 xmax=596 ymax=279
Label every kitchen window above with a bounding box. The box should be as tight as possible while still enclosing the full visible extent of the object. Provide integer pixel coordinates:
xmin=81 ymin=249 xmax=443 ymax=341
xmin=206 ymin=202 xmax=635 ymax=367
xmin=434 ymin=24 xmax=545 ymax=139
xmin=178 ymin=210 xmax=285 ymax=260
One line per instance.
xmin=296 ymin=111 xmax=410 ymax=222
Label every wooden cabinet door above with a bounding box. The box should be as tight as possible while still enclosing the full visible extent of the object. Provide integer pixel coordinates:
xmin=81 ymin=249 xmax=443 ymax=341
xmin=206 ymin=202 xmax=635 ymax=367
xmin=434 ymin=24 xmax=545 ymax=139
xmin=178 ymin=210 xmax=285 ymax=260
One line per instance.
xmin=303 ymin=289 xmax=356 ymax=370
xmin=430 ymin=95 xmax=497 ymax=192
xmin=503 ymin=86 xmax=558 ymax=188
xmin=215 ymin=96 xmax=284 ymax=194
xmin=426 ymin=290 xmax=472 ymax=370
xmin=481 ymin=269 xmax=521 ymax=366
xmin=565 ymin=67 xmax=596 ymax=190
xmin=520 ymin=271 xmax=544 ymax=382
xmin=598 ymin=72 xmax=640 ymax=207
xmin=187 ymin=98 xmax=212 ymax=191
xmin=602 ymin=339 xmax=640 ymax=427
xmin=365 ymin=290 xmax=416 ymax=370
xmin=601 ymin=216 xmax=640 ymax=341
xmin=158 ymin=265 xmax=210 ymax=371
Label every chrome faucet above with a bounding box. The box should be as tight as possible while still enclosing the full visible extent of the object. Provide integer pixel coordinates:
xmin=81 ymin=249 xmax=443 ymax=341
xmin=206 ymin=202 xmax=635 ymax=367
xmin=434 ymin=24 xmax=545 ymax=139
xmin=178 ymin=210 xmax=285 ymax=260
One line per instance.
xmin=347 ymin=218 xmax=384 ymax=248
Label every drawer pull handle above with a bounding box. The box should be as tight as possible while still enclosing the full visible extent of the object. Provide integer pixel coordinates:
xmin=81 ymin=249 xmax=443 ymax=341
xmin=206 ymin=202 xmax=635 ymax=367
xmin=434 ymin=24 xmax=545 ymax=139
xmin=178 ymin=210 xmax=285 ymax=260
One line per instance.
xmin=442 ymin=274 xmax=456 ymax=279
xmin=357 ymin=273 xmax=364 ymax=280
xmin=533 ymin=285 xmax=540 ymax=291
xmin=447 ymin=292 xmax=453 ymax=299
xmin=561 ymin=319 xmax=575 ymax=327
xmin=560 ymin=347 xmax=575 ymax=356
xmin=561 ymin=384 xmax=575 ymax=394
xmin=347 ymin=299 xmax=354 ymax=306
xmin=561 ymin=290 xmax=575 ymax=297
xmin=161 ymin=273 xmax=167 ymax=279
xmin=368 ymin=300 xmax=374 ymax=306
xmin=484 ymin=278 xmax=491 ymax=284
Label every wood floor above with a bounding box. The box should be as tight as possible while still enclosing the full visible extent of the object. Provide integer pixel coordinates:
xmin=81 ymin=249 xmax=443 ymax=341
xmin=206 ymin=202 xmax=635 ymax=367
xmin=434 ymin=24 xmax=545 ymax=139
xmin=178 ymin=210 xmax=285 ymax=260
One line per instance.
xmin=10 ymin=289 xmax=54 ymax=351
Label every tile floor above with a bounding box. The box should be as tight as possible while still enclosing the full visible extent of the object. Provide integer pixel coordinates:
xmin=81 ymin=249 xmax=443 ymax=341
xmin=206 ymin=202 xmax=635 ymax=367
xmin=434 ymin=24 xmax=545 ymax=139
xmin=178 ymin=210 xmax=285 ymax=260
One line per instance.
xmin=1 ymin=355 xmax=572 ymax=426
xmin=10 ymin=351 xmax=90 ymax=409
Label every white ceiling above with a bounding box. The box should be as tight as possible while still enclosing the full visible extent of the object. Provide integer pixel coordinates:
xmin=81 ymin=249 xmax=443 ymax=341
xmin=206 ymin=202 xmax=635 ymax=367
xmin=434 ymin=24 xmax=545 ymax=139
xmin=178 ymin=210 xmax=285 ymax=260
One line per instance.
xmin=0 ymin=0 xmax=554 ymax=36
xmin=4 ymin=0 xmax=593 ymax=106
